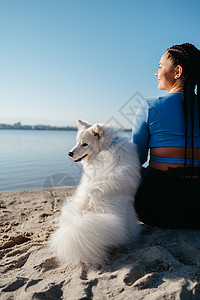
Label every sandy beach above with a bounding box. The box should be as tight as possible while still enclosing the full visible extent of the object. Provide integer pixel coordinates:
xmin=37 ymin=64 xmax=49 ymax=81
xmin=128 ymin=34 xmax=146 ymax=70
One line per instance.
xmin=1 ymin=187 xmax=200 ymax=300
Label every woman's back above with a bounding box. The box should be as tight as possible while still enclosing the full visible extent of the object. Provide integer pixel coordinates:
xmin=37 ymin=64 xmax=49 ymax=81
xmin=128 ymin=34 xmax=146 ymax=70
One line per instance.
xmin=148 ymin=93 xmax=200 ymax=148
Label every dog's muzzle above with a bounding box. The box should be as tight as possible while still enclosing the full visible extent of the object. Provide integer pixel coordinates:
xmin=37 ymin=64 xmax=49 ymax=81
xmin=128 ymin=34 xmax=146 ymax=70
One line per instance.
xmin=68 ymin=151 xmax=88 ymax=162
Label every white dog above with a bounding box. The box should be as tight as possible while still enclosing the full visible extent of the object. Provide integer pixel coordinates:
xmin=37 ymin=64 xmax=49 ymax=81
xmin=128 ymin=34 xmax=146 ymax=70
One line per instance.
xmin=50 ymin=120 xmax=141 ymax=267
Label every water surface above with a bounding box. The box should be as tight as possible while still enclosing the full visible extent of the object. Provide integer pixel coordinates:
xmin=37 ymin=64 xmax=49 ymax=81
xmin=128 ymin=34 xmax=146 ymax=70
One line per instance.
xmin=0 ymin=130 xmax=82 ymax=192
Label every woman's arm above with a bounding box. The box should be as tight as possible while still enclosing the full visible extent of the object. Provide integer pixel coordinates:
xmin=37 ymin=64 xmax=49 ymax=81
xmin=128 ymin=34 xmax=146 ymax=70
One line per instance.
xmin=132 ymin=99 xmax=149 ymax=165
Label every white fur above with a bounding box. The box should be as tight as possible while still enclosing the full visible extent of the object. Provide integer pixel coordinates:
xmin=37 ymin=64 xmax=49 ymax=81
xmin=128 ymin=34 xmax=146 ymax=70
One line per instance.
xmin=50 ymin=120 xmax=141 ymax=267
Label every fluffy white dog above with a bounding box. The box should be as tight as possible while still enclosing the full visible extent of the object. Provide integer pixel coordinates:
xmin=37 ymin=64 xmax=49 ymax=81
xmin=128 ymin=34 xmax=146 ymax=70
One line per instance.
xmin=50 ymin=120 xmax=141 ymax=267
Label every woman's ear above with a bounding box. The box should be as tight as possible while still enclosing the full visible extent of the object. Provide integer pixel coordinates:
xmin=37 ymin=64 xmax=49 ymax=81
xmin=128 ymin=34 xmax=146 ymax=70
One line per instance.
xmin=174 ymin=65 xmax=183 ymax=79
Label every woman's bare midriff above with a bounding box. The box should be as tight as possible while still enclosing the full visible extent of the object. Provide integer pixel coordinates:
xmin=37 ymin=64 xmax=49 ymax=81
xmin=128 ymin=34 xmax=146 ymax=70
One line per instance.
xmin=149 ymin=147 xmax=200 ymax=171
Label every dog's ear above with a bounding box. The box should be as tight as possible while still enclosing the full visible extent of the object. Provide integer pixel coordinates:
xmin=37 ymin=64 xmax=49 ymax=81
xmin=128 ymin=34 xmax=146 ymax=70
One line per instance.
xmin=92 ymin=124 xmax=103 ymax=138
xmin=76 ymin=120 xmax=90 ymax=130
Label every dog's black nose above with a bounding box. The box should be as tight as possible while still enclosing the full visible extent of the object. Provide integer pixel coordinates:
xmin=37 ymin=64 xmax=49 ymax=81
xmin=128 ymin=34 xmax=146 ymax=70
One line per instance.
xmin=68 ymin=151 xmax=74 ymax=157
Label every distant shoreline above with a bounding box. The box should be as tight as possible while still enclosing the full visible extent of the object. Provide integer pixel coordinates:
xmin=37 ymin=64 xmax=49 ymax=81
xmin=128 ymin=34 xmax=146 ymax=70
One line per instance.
xmin=0 ymin=122 xmax=132 ymax=132
xmin=0 ymin=122 xmax=77 ymax=131
xmin=0 ymin=127 xmax=77 ymax=131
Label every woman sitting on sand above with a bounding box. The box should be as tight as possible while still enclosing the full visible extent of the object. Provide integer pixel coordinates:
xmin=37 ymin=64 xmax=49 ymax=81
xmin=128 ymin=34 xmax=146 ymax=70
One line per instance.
xmin=133 ymin=42 xmax=200 ymax=229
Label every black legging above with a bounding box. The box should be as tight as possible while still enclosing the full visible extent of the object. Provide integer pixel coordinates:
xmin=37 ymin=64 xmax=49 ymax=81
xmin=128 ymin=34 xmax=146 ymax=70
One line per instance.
xmin=134 ymin=168 xmax=200 ymax=229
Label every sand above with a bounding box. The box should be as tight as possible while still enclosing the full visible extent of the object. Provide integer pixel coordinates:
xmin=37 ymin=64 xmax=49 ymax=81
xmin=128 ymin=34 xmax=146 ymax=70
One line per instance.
xmin=1 ymin=187 xmax=200 ymax=300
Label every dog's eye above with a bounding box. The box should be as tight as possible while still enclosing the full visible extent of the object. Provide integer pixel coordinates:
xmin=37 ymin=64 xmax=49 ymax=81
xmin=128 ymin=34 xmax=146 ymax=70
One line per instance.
xmin=82 ymin=143 xmax=88 ymax=147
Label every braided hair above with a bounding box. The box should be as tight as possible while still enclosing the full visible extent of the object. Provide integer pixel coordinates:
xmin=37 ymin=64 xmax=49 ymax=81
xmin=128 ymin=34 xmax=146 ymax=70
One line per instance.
xmin=167 ymin=43 xmax=200 ymax=170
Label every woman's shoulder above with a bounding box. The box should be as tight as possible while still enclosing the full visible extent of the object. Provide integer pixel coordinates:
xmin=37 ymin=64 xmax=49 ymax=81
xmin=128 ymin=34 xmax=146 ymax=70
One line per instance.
xmin=147 ymin=93 xmax=182 ymax=107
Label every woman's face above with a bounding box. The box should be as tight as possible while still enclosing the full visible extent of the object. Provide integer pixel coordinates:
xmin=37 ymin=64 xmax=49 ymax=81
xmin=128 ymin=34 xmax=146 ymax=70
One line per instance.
xmin=155 ymin=51 xmax=177 ymax=92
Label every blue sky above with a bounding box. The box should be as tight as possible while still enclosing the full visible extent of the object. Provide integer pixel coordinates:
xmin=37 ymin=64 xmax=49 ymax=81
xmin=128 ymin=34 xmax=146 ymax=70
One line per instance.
xmin=1 ymin=0 xmax=200 ymax=127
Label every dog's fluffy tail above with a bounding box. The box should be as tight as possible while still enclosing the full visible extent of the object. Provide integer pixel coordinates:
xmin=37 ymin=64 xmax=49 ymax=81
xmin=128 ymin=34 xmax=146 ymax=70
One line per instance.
xmin=50 ymin=212 xmax=131 ymax=267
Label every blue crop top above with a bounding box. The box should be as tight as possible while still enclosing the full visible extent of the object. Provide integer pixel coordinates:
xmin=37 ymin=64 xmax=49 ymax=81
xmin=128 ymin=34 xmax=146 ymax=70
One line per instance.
xmin=132 ymin=93 xmax=200 ymax=165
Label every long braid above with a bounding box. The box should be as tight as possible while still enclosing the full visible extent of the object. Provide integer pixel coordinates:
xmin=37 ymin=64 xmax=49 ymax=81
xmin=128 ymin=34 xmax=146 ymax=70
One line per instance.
xmin=198 ymin=74 xmax=200 ymax=136
xmin=182 ymin=75 xmax=188 ymax=169
xmin=189 ymin=86 xmax=195 ymax=170
xmin=197 ymin=50 xmax=200 ymax=178
xmin=197 ymin=49 xmax=200 ymax=134
xmin=167 ymin=43 xmax=200 ymax=174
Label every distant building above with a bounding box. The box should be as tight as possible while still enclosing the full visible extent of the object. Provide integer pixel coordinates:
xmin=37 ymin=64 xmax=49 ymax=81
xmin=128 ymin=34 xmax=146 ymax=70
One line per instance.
xmin=34 ymin=125 xmax=51 ymax=130
xmin=0 ymin=124 xmax=12 ymax=129
xmin=13 ymin=122 xmax=22 ymax=129
xmin=22 ymin=125 xmax=34 ymax=130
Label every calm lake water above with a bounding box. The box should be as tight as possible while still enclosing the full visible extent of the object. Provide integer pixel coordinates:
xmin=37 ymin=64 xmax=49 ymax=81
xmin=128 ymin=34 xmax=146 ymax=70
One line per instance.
xmin=0 ymin=130 xmax=82 ymax=192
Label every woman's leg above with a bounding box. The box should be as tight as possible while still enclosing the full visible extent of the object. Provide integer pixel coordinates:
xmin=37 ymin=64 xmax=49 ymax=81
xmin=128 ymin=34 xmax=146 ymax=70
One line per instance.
xmin=134 ymin=169 xmax=200 ymax=229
